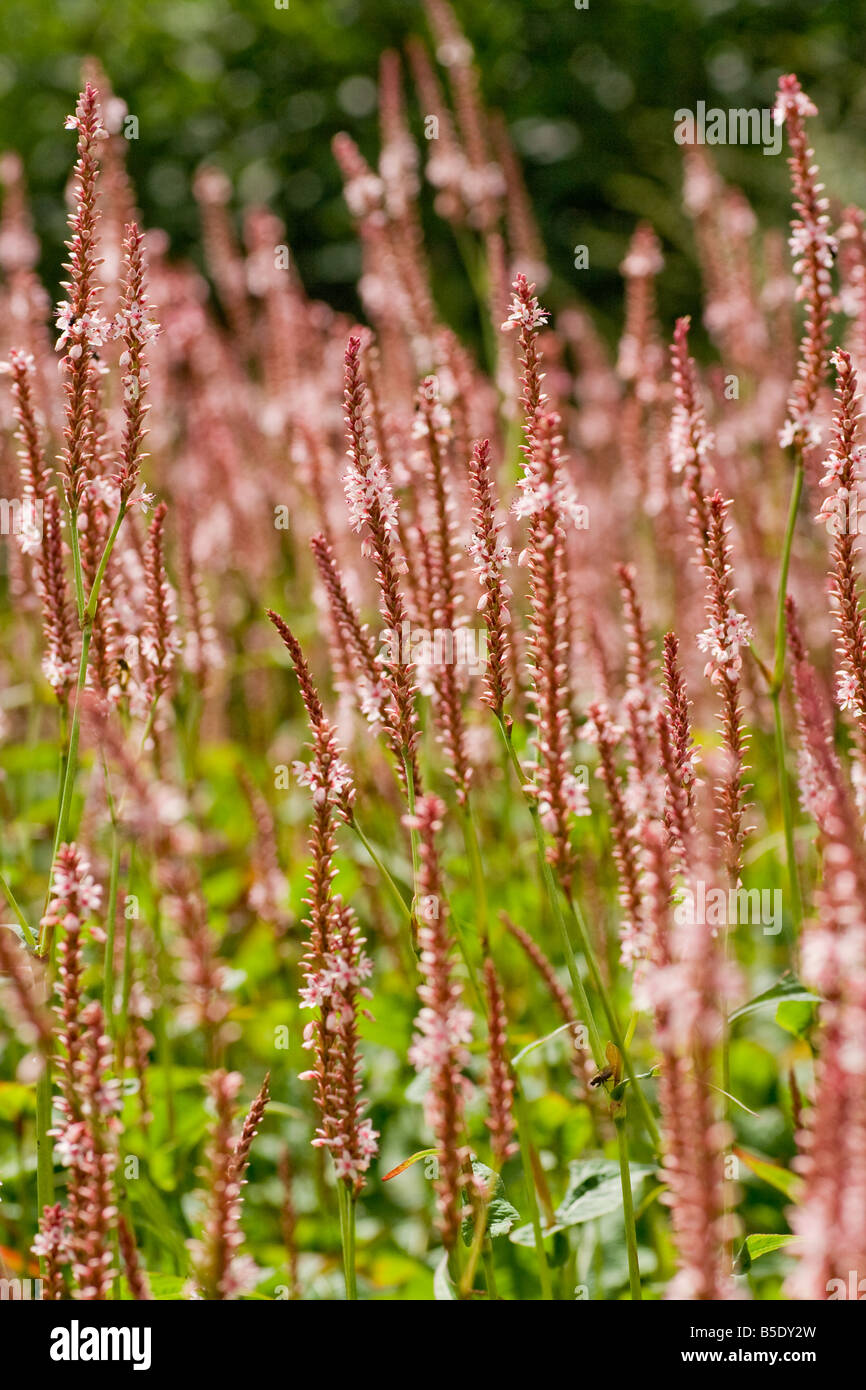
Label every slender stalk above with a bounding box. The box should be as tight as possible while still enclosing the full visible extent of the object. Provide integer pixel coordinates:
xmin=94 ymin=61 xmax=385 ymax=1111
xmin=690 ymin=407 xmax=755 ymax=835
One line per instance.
xmin=402 ymin=753 xmax=421 ymax=884
xmin=349 ymin=817 xmax=413 ymax=924
xmin=35 ymin=1057 xmax=54 ymax=1213
xmin=565 ymin=894 xmax=660 ymax=1151
xmin=84 ymin=503 xmax=126 ymax=622
xmin=514 ymin=1083 xmax=553 ymax=1299
xmin=459 ymin=1178 xmax=493 ymax=1297
xmin=402 ymin=753 xmax=422 ymax=955
xmin=41 ymin=624 xmax=93 ymax=946
xmin=482 ymin=1243 xmax=499 ymax=1299
xmin=496 ymin=713 xmax=660 ymax=1151
xmin=769 ymin=458 xmax=805 ymax=936
xmin=41 ymin=502 xmax=130 ymax=950
xmin=614 ymin=1113 xmax=642 ymax=1300
xmin=101 ymin=757 xmax=121 ymax=1034
xmin=66 ymin=497 xmax=86 ymax=623
xmin=150 ymin=904 xmax=175 ymax=1143
xmin=337 ymin=1180 xmax=358 ymax=1300
xmin=459 ymin=798 xmax=488 ymax=937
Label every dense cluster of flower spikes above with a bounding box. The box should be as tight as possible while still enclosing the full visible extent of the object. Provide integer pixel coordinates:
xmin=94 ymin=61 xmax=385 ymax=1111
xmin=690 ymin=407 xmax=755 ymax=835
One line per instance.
xmin=0 ymin=4 xmax=864 ymax=1301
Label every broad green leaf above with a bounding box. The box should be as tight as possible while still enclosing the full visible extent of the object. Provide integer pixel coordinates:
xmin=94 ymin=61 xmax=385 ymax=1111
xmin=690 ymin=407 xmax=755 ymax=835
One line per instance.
xmin=775 ymin=1000 xmax=817 ymax=1039
xmin=728 ymin=977 xmax=821 ymax=1024
xmin=143 ymin=1272 xmax=190 ymax=1300
xmin=460 ymin=1162 xmax=520 ymax=1244
xmin=0 ymin=1081 xmax=36 ymax=1121
xmin=735 ymin=1233 xmax=797 ymax=1273
xmin=734 ymin=1148 xmax=804 ymax=1202
xmin=554 ymin=1157 xmax=655 ymax=1228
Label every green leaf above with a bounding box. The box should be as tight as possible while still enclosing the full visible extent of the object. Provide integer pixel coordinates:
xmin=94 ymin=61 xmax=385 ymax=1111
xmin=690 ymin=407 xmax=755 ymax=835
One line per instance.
xmin=460 ymin=1162 xmax=520 ymax=1244
xmin=734 ymin=1149 xmax=804 ymax=1202
xmin=728 ymin=977 xmax=821 ymax=1024
xmin=510 ymin=1220 xmax=564 ymax=1247
xmin=0 ymin=1081 xmax=36 ymax=1121
xmin=554 ymin=1157 xmax=655 ymax=1228
xmin=382 ymin=1149 xmax=437 ymax=1182
xmin=775 ymin=1000 xmax=817 ymax=1039
xmin=735 ymin=1233 xmax=797 ymax=1273
xmin=143 ymin=1272 xmax=190 ymax=1300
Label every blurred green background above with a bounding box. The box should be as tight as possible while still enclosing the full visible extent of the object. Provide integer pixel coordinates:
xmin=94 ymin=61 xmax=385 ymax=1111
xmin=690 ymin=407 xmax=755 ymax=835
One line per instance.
xmin=2 ymin=0 xmax=866 ymax=343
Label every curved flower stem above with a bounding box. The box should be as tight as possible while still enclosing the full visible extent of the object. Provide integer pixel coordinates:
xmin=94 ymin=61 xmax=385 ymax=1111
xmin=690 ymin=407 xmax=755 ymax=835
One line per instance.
xmin=40 ymin=622 xmax=93 ymax=949
xmin=402 ymin=752 xmax=422 ymax=951
xmin=101 ymin=755 xmax=121 ymax=1034
xmin=36 ymin=1059 xmax=54 ymax=1215
xmin=349 ymin=818 xmax=410 ymax=917
xmin=768 ymin=457 xmax=805 ymax=940
xmin=460 ymin=1177 xmax=494 ymax=1297
xmin=564 ymin=894 xmax=660 ymax=1152
xmin=614 ymin=1113 xmax=642 ymax=1300
xmin=84 ymin=502 xmax=126 ymax=622
xmin=40 ymin=503 xmax=130 ymax=950
xmin=514 ymin=1084 xmax=554 ymax=1299
xmin=482 ymin=1242 xmax=499 ymax=1298
xmin=337 ymin=1180 xmax=358 ymax=1300
xmin=495 ymin=714 xmax=660 ymax=1151
xmin=459 ymin=798 xmax=488 ymax=939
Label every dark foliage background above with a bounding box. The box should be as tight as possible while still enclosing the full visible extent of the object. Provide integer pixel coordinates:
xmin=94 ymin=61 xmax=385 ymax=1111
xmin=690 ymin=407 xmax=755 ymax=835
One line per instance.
xmin=1 ymin=0 xmax=865 ymax=344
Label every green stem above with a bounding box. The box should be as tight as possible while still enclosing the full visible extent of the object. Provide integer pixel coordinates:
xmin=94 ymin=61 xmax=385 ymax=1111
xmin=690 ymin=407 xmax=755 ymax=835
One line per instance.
xmin=337 ymin=1180 xmax=358 ymax=1299
xmin=496 ymin=714 xmax=660 ymax=1151
xmin=403 ymin=752 xmax=422 ymax=952
xmin=402 ymin=753 xmax=421 ymax=885
xmin=565 ymin=895 xmax=660 ymax=1151
xmin=40 ymin=626 xmax=93 ymax=947
xmin=614 ymin=1113 xmax=642 ymax=1300
xmin=66 ymin=497 xmax=86 ymax=623
xmin=460 ymin=1179 xmax=493 ymax=1297
xmin=41 ymin=502 xmax=130 ymax=950
xmin=460 ymin=798 xmax=488 ymax=937
xmin=514 ymin=1084 xmax=554 ymax=1299
xmin=771 ymin=690 xmax=802 ymax=948
xmin=349 ymin=819 xmax=412 ymax=924
xmin=101 ymin=757 xmax=121 ymax=1034
xmin=482 ymin=1243 xmax=499 ymax=1299
xmin=769 ymin=458 xmax=804 ymax=936
xmin=498 ymin=715 xmax=603 ymax=1064
xmin=84 ymin=502 xmax=127 ymax=622
xmin=36 ymin=1060 xmax=54 ymax=1214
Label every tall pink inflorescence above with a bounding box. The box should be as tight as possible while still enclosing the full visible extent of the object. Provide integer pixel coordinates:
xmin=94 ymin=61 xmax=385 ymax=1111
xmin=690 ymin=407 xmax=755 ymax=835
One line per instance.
xmin=504 ymin=275 xmax=588 ymax=890
xmin=774 ymin=74 xmax=835 ymax=451
xmin=268 ymin=611 xmax=378 ymax=1194
xmin=57 ymin=83 xmax=108 ymax=510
